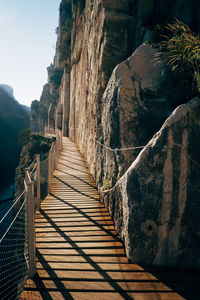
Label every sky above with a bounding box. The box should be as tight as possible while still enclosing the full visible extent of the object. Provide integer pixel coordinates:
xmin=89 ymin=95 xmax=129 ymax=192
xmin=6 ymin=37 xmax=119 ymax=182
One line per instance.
xmin=0 ymin=0 xmax=61 ymax=107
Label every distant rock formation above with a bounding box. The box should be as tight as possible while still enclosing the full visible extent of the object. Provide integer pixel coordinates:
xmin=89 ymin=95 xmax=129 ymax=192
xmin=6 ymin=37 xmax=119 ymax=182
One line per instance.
xmin=0 ymin=86 xmax=29 ymax=197
xmin=0 ymin=84 xmax=14 ymax=99
xmin=30 ymin=84 xmax=52 ymax=132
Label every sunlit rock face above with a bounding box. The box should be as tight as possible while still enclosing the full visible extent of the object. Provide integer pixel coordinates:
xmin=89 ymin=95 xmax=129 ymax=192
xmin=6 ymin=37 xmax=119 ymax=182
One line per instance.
xmin=106 ymin=97 xmax=200 ymax=267
xmin=34 ymin=0 xmax=200 ymax=188
xmin=0 ymin=86 xmax=29 ymax=196
xmin=66 ymin=0 xmax=200 ymax=186
xmin=101 ymin=44 xmax=172 ymax=185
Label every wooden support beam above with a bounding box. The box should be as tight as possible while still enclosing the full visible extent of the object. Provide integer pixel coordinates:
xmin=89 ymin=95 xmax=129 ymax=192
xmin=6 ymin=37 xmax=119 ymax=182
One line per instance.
xmin=36 ymin=154 xmax=40 ymax=210
xmin=27 ymin=181 xmax=36 ymax=278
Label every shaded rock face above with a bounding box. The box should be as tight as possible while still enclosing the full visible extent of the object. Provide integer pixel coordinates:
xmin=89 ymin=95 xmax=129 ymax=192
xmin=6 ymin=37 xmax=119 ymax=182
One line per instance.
xmin=128 ymin=0 xmax=200 ymax=49
xmin=55 ymin=0 xmax=72 ymax=67
xmin=30 ymin=83 xmax=58 ymax=133
xmin=106 ymin=98 xmax=200 ymax=267
xmin=0 ymin=87 xmax=29 ymax=195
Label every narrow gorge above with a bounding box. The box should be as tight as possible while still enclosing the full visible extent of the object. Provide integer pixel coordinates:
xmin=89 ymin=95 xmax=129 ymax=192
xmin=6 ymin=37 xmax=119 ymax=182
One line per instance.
xmin=31 ymin=0 xmax=200 ymax=268
xmin=0 ymin=85 xmax=29 ymax=201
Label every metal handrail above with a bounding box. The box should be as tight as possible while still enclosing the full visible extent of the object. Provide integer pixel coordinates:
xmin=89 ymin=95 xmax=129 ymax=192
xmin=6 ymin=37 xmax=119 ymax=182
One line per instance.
xmin=0 ymin=197 xmax=26 ymax=243
xmin=0 ymin=129 xmax=63 ymax=298
xmin=47 ymin=129 xmax=62 ymax=193
xmin=0 ymin=190 xmax=25 ymax=224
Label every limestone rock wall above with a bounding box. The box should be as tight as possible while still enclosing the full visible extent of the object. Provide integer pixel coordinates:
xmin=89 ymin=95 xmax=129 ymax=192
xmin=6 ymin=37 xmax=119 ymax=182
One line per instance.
xmin=68 ymin=0 xmax=135 ymax=183
xmin=64 ymin=0 xmax=200 ymax=186
xmin=104 ymin=98 xmax=200 ymax=267
xmin=100 ymin=43 xmax=190 ymax=185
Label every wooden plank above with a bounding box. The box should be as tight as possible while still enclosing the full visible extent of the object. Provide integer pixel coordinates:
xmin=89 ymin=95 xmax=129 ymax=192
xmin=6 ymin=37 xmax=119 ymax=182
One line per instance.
xmin=36 ymin=241 xmax=123 ymax=247
xmin=36 ymin=255 xmax=129 ymax=264
xmin=36 ymin=248 xmax=126 ymax=255
xmin=35 ymin=221 xmax=114 ymax=227
xmin=36 ymin=237 xmax=122 ymax=243
xmin=35 ymin=216 xmax=112 ymax=222
xmin=34 ymin=230 xmax=119 ymax=237
xmin=70 ymin=292 xmax=184 ymax=300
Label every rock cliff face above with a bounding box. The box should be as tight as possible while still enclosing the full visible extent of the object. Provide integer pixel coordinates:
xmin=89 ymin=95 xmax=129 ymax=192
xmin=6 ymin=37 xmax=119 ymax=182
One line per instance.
xmin=101 ymin=43 xmax=190 ymax=185
xmin=58 ymin=0 xmax=200 ymax=186
xmin=68 ymin=0 xmax=135 ymax=183
xmin=30 ymin=84 xmax=52 ymax=132
xmin=105 ymin=97 xmax=200 ymax=267
xmin=32 ymin=0 xmax=200 ymax=267
xmin=0 ymin=86 xmax=29 ymax=196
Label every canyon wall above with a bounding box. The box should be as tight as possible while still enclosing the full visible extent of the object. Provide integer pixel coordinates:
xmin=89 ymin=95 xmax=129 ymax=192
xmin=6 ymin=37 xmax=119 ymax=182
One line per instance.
xmin=32 ymin=0 xmax=200 ymax=267
xmin=60 ymin=0 xmax=200 ymax=187
xmin=0 ymin=86 xmax=29 ymax=197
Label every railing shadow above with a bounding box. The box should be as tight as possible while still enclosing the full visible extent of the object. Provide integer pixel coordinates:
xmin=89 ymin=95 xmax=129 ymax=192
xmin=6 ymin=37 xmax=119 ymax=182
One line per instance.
xmin=48 ymin=192 xmax=120 ymax=241
xmin=57 ymin=162 xmax=89 ymax=175
xmin=35 ymin=208 xmax=135 ymax=300
xmin=53 ymin=175 xmax=99 ymax=201
xmin=58 ymin=156 xmax=86 ymax=167
xmin=56 ymin=168 xmax=96 ymax=189
xmin=59 ymin=152 xmax=84 ymax=163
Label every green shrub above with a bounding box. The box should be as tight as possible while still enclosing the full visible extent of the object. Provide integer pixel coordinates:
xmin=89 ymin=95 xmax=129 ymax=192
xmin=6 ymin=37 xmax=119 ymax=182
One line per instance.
xmin=19 ymin=129 xmax=54 ymax=162
xmin=103 ymin=179 xmax=112 ymax=190
xmin=49 ymin=67 xmax=64 ymax=87
xmin=62 ymin=19 xmax=73 ymax=34
xmin=155 ymin=19 xmax=200 ymax=94
xmin=29 ymin=134 xmax=53 ymax=157
xmin=18 ymin=128 xmax=31 ymax=146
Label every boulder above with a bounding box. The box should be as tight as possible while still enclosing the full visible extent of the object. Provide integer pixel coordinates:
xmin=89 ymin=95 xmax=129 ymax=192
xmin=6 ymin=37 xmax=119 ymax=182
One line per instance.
xmin=101 ymin=43 xmax=172 ymax=185
xmin=107 ymin=97 xmax=200 ymax=267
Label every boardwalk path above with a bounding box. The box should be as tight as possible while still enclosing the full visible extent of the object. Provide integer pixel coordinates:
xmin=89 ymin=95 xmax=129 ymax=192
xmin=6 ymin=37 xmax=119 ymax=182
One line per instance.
xmin=21 ymin=137 xmax=187 ymax=299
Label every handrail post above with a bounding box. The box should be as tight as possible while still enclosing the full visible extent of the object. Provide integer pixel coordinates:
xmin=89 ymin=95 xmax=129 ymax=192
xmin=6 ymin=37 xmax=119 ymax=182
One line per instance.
xmin=60 ymin=132 xmax=62 ymax=152
xmin=52 ymin=143 xmax=55 ymax=171
xmin=27 ymin=180 xmax=36 ymax=278
xmin=36 ymin=154 xmax=40 ymax=210
xmin=55 ymin=142 xmax=57 ymax=166
xmin=48 ymin=149 xmax=52 ymax=193
xmin=25 ymin=168 xmax=29 ymax=183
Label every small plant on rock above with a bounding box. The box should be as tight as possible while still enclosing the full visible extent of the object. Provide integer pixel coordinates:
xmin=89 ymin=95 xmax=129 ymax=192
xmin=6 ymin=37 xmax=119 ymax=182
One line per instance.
xmin=103 ymin=179 xmax=112 ymax=191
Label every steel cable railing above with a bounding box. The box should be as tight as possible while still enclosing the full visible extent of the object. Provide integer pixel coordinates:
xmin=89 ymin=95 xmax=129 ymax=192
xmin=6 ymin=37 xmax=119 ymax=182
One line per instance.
xmin=0 ymin=129 xmax=62 ymax=299
xmin=48 ymin=129 xmax=62 ymax=192
xmin=0 ymin=189 xmax=28 ymax=300
xmin=69 ymin=126 xmax=148 ymax=152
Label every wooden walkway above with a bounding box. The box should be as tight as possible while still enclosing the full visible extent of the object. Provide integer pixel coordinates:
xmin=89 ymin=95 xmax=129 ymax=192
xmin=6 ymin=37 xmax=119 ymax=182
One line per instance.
xmin=21 ymin=138 xmax=197 ymax=299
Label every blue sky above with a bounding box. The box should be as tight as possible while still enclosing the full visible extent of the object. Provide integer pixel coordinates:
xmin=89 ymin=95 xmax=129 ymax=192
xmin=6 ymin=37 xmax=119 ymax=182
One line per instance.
xmin=0 ymin=0 xmax=60 ymax=106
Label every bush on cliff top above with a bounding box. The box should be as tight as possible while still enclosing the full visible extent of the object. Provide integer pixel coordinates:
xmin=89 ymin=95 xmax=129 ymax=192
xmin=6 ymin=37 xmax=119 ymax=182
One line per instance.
xmin=49 ymin=67 xmax=64 ymax=88
xmin=18 ymin=129 xmax=54 ymax=164
xmin=155 ymin=19 xmax=200 ymax=95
